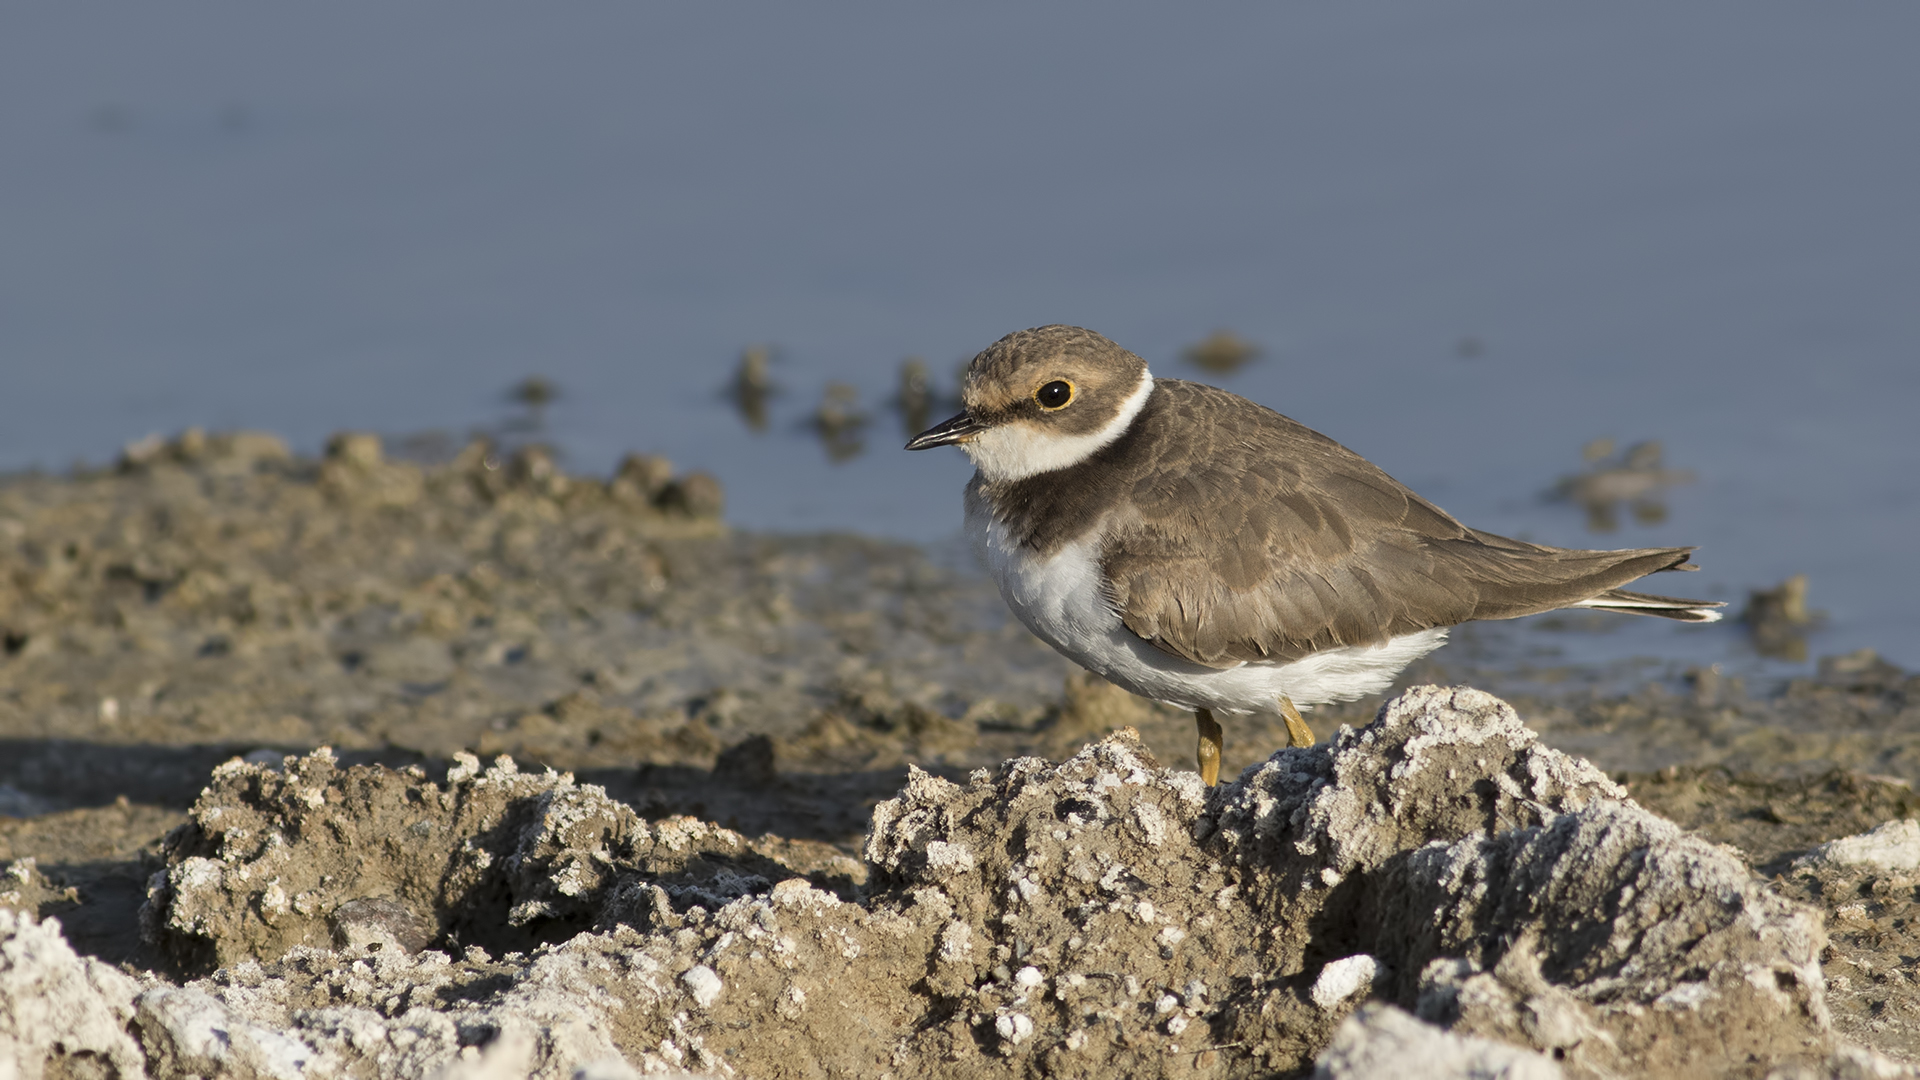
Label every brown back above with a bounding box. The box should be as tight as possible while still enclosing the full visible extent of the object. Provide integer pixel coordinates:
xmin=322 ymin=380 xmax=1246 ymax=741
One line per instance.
xmin=971 ymin=380 xmax=1694 ymax=667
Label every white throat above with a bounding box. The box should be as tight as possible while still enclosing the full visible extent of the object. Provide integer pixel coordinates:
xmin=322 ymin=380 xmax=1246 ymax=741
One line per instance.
xmin=962 ymin=371 xmax=1155 ymax=483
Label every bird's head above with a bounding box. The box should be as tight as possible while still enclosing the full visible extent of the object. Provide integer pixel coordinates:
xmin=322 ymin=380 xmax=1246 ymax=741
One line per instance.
xmin=905 ymin=325 xmax=1154 ymax=482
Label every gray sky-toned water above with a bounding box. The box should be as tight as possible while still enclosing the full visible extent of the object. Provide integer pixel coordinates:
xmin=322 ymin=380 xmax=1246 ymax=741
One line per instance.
xmin=3 ymin=4 xmax=1916 ymax=670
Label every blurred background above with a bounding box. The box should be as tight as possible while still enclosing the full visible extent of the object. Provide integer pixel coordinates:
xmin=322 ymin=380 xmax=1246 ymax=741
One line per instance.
xmin=2 ymin=3 xmax=1915 ymax=671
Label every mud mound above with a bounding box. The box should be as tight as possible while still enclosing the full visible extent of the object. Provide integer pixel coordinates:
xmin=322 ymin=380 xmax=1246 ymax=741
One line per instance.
xmin=144 ymin=749 xmax=863 ymax=974
xmin=79 ymin=686 xmax=1889 ymax=1078
xmin=862 ymin=686 xmax=1829 ymax=1075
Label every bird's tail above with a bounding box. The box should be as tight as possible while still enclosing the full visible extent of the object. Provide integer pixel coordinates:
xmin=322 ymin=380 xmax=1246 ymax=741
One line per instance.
xmin=1574 ymin=588 xmax=1724 ymax=623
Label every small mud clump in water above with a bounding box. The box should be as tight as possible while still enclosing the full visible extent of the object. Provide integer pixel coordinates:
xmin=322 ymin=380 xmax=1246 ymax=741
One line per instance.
xmin=1181 ymin=329 xmax=1262 ymax=375
xmin=1744 ymin=573 xmax=1822 ymax=661
xmin=1551 ymin=438 xmax=1694 ymax=532
xmin=728 ymin=344 xmax=777 ymax=432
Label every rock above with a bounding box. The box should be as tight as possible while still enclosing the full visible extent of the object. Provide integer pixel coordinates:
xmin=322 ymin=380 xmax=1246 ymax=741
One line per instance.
xmin=1796 ymin=819 xmax=1920 ymax=874
xmin=680 ymin=964 xmax=723 ymax=1008
xmin=0 ymin=909 xmax=148 ymax=1080
xmin=131 ymin=947 xmax=635 ymax=1079
xmin=135 ymin=986 xmax=326 ymax=1080
xmin=1313 ymin=955 xmax=1383 ymax=1010
xmin=329 ymin=897 xmax=436 ymax=956
xmin=1313 ymin=1003 xmax=1561 ymax=1080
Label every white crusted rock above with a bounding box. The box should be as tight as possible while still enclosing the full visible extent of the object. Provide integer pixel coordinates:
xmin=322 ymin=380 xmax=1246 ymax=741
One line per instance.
xmin=1312 ymin=955 xmax=1382 ymax=1010
xmin=994 ymin=1011 xmax=1033 ymax=1046
xmin=1796 ymin=819 xmax=1920 ymax=874
xmin=0 ymin=911 xmax=148 ymax=1080
xmin=681 ymin=964 xmax=724 ymax=1008
xmin=1313 ymin=1004 xmax=1561 ymax=1080
xmin=136 ymin=986 xmax=327 ymax=1080
xmin=1211 ymin=686 xmax=1624 ymax=883
xmin=1382 ymin=802 xmax=1827 ymax=1010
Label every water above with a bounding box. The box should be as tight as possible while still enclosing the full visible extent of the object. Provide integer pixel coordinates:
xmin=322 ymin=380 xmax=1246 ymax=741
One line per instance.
xmin=3 ymin=4 xmax=1915 ymax=671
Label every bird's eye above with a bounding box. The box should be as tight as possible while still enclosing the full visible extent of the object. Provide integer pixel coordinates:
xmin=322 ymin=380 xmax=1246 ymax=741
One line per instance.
xmin=1035 ymin=380 xmax=1074 ymax=409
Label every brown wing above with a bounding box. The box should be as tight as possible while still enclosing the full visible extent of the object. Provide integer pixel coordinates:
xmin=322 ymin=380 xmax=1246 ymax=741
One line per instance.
xmin=1101 ymin=382 xmax=1697 ymax=667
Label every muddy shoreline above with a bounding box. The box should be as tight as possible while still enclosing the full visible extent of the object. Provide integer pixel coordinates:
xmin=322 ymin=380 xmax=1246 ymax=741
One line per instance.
xmin=3 ymin=431 xmax=1918 ymax=1077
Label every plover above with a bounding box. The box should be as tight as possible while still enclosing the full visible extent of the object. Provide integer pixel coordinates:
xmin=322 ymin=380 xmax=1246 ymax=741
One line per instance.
xmin=907 ymin=325 xmax=1723 ymax=785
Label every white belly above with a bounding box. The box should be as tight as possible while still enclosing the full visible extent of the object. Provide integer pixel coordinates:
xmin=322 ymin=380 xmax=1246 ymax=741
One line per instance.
xmin=970 ymin=504 xmax=1448 ymax=715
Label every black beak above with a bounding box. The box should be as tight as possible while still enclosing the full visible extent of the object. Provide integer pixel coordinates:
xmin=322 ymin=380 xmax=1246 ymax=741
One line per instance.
xmin=904 ymin=411 xmax=983 ymax=451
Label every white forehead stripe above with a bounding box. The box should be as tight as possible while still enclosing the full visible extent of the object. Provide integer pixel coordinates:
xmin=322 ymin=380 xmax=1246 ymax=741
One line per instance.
xmin=962 ymin=371 xmax=1155 ymax=482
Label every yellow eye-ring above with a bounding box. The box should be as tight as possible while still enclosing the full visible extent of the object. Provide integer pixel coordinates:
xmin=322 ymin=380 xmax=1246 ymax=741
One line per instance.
xmin=1035 ymin=380 xmax=1074 ymax=409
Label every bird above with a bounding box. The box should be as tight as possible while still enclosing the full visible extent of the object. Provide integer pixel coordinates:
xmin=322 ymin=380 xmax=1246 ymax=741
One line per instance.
xmin=906 ymin=325 xmax=1723 ymax=786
